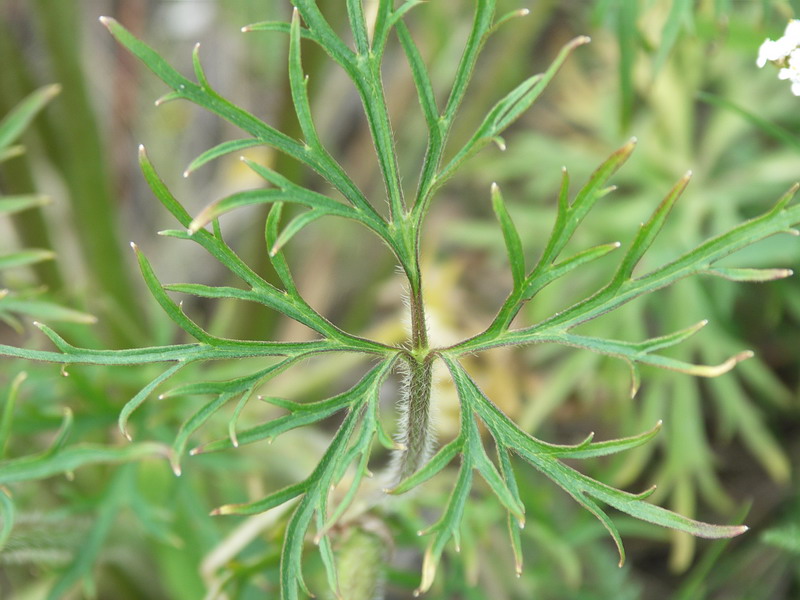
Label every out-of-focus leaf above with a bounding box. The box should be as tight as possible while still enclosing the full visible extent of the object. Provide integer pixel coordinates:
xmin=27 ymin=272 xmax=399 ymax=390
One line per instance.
xmin=0 ymin=249 xmax=55 ymax=270
xmin=0 ymin=194 xmax=50 ymax=215
xmin=0 ymin=84 xmax=60 ymax=153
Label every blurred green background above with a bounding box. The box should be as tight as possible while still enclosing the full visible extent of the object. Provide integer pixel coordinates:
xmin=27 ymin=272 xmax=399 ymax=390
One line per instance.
xmin=1 ymin=0 xmax=799 ymax=598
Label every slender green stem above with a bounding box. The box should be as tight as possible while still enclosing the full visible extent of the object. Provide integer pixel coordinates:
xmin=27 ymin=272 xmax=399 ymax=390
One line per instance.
xmin=409 ymin=282 xmax=428 ymax=352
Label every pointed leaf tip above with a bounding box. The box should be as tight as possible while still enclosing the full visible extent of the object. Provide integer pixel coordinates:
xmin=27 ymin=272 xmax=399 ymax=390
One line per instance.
xmin=42 ymin=83 xmax=62 ymax=99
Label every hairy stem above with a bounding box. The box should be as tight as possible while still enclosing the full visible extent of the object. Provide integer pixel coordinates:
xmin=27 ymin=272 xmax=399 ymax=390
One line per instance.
xmin=410 ymin=284 xmax=428 ymax=351
xmin=396 ymin=353 xmax=434 ymax=483
xmin=392 ymin=282 xmax=435 ymax=484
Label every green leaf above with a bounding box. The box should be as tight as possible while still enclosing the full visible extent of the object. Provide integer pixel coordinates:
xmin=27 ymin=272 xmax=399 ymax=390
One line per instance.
xmin=762 ymin=524 xmax=800 ymax=554
xmin=497 ymin=448 xmax=524 ymax=575
xmin=40 ymin=408 xmax=74 ymax=459
xmin=320 ymin=414 xmax=376 ymax=535
xmin=653 ymin=0 xmax=692 ymax=76
xmin=388 ymin=437 xmax=463 ymax=495
xmin=46 ymin=466 xmax=135 ymax=600
xmin=269 ymin=209 xmax=326 ymax=256
xmin=191 ymin=359 xmax=395 ymax=455
xmin=0 ymin=84 xmax=60 ymax=153
xmin=189 ymin=161 xmax=367 ymax=235
xmin=0 ymin=297 xmax=97 ymax=324
xmin=191 ymin=41 xmax=210 ymax=89
xmin=0 ymin=372 xmax=26 ymax=458
xmin=103 ymin=17 xmax=371 ymax=215
xmin=704 ymin=267 xmax=794 ymax=282
xmin=228 ymin=387 xmax=256 ymax=449
xmin=170 ymin=357 xmax=302 ymax=474
xmin=275 ymin=358 xmax=395 ymax=600
xmin=132 ymin=244 xmax=218 ymax=344
xmin=395 ymin=22 xmax=438 ymax=134
xmin=0 ymin=249 xmax=56 ymax=270
xmin=521 ymin=242 xmax=621 ymax=302
xmin=0 ymin=442 xmax=170 ymax=485
xmin=470 ymin=429 xmax=525 ymax=523
xmin=119 ymin=362 xmax=189 ymax=440
xmin=547 ymin=420 xmax=663 ymax=459
xmin=183 ymin=138 xmax=264 ymax=177
xmin=265 ymin=203 xmax=297 ymax=294
xmin=437 ymin=35 xmax=591 ymax=188
xmin=458 ymin=182 xmax=800 ymax=356
xmin=554 ymin=332 xmax=754 ymax=378
xmin=241 ymin=20 xmax=319 ymax=44
xmin=577 ymin=471 xmax=748 ymax=539
xmin=0 ymin=145 xmax=24 ymax=163
xmin=613 ymin=171 xmax=691 ymax=284
xmin=171 ymin=392 xmax=237 ymax=476
xmin=441 ymin=0 xmax=496 ymax=125
xmin=544 ymin=139 xmax=636 ymax=266
xmin=0 ymin=194 xmax=51 ymax=216
xmin=163 ymin=282 xmax=336 ymax=338
xmin=635 ymin=320 xmax=708 ymax=353
xmin=212 ymin=481 xmax=306 ymax=516
xmin=373 ymin=0 xmax=424 ymax=57
xmin=159 ymin=364 xmax=284 ymax=398
xmin=417 ymin=462 xmax=473 ymax=595
xmin=141 ymin=152 xmax=391 ymax=351
xmin=292 ymin=1 xmax=357 ymax=70
xmin=289 ymin=8 xmax=322 ymax=146
xmin=0 ymin=487 xmax=14 ymax=551
xmin=0 ymin=321 xmax=342 ymax=366
xmin=442 ymin=356 xmax=747 ymax=572
xmin=491 ymin=183 xmax=525 ymax=290
xmin=696 ymin=92 xmax=800 ymax=153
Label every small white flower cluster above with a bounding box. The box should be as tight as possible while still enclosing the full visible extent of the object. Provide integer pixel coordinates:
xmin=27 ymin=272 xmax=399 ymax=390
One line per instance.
xmin=757 ymin=19 xmax=800 ymax=96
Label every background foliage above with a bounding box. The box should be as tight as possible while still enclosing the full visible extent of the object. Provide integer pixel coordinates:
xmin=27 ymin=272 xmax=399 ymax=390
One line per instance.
xmin=0 ymin=1 xmax=799 ymax=599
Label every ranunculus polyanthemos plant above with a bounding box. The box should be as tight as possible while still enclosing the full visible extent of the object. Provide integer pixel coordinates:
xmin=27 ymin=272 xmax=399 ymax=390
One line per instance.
xmin=2 ymin=3 xmax=798 ymax=599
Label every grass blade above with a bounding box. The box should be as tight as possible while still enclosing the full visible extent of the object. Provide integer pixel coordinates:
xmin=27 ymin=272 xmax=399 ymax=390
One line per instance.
xmin=0 ymin=487 xmax=13 ymax=550
xmin=0 ymin=442 xmax=170 ymax=485
xmin=0 ymin=249 xmax=55 ymax=270
xmin=0 ymin=194 xmax=50 ymax=215
xmin=0 ymin=372 xmax=26 ymax=458
xmin=0 ymin=84 xmax=60 ymax=153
